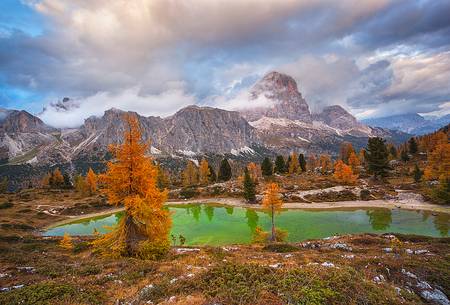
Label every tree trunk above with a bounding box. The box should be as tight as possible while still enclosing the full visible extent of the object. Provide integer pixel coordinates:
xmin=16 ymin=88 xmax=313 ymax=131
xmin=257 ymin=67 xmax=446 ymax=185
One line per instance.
xmin=271 ymin=205 xmax=275 ymax=242
xmin=123 ymin=213 xmax=146 ymax=256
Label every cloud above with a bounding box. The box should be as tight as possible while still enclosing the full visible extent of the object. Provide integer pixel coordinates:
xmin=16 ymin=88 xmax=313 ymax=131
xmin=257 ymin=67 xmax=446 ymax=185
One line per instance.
xmin=39 ymin=87 xmax=195 ymax=128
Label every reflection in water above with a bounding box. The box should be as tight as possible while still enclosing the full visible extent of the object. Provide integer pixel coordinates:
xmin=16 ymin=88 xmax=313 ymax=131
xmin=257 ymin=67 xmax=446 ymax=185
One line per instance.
xmin=204 ymin=206 xmax=215 ymax=222
xmin=189 ymin=205 xmax=201 ymax=222
xmin=225 ymin=207 xmax=234 ymax=215
xmin=422 ymin=210 xmax=431 ymax=222
xmin=245 ymin=209 xmax=259 ymax=232
xmin=366 ymin=209 xmax=392 ymax=230
xmin=433 ymin=213 xmax=449 ymax=237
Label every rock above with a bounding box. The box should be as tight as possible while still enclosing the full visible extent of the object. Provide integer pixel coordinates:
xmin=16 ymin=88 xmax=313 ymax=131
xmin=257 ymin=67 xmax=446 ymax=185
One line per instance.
xmin=405 ymin=249 xmax=414 ymax=254
xmin=414 ymin=249 xmax=429 ymax=255
xmin=269 ymin=263 xmax=282 ymax=269
xmin=419 ymin=287 xmax=450 ymax=305
xmin=383 ymin=247 xmax=393 ymax=253
xmin=402 ymin=269 xmax=418 ymax=279
xmin=0 ymin=284 xmax=24 ymax=292
xmin=17 ymin=266 xmax=35 ymax=273
xmin=284 ymin=254 xmax=293 ymax=258
xmin=175 ymin=248 xmax=200 ymax=254
xmin=373 ymin=275 xmax=385 ymax=283
xmin=321 ymin=262 xmax=335 ymax=268
xmin=330 ymin=243 xmax=352 ymax=251
xmin=342 ymin=254 xmax=355 ymax=259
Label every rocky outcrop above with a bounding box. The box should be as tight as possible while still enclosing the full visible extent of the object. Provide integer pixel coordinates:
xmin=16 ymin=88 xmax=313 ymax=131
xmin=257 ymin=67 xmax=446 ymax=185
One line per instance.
xmin=241 ymin=72 xmax=312 ymax=122
xmin=313 ymin=105 xmax=372 ymax=136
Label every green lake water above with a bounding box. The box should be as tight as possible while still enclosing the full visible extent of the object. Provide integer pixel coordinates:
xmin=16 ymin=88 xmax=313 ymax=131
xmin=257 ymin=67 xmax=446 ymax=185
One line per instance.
xmin=44 ymin=204 xmax=449 ymax=245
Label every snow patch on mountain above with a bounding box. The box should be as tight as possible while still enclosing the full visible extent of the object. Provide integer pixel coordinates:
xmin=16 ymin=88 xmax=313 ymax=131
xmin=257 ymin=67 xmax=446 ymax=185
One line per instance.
xmin=230 ymin=146 xmax=256 ymax=156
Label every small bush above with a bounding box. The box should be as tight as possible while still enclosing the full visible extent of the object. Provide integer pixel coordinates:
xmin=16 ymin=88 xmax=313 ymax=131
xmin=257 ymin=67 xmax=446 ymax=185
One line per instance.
xmin=138 ymin=239 xmax=170 ymax=260
xmin=0 ymin=201 xmax=13 ymax=209
xmin=73 ymin=241 xmax=90 ymax=253
xmin=179 ymin=187 xmax=199 ymax=199
xmin=360 ymin=189 xmax=371 ymax=201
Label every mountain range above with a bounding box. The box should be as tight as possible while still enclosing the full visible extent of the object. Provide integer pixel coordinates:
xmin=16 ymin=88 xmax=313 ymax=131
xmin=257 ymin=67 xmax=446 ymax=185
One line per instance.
xmin=362 ymin=113 xmax=449 ymax=135
xmin=1 ymin=71 xmax=413 ymax=169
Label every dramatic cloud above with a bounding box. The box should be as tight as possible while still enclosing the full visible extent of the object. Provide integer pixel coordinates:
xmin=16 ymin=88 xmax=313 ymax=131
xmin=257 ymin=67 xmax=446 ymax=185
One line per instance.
xmin=0 ymin=0 xmax=449 ymax=125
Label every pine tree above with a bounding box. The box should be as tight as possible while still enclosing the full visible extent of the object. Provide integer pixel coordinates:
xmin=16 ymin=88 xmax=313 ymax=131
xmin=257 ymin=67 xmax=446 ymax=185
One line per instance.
xmin=413 ymin=164 xmax=423 ymax=183
xmin=408 ymin=137 xmax=418 ymax=155
xmin=156 ymin=165 xmax=170 ymax=190
xmin=199 ymin=159 xmax=211 ymax=185
xmin=63 ymin=173 xmax=71 ymax=189
xmin=274 ymin=155 xmax=286 ymax=174
xmin=400 ymin=149 xmax=410 ymax=162
xmin=298 ymin=154 xmax=306 ymax=172
xmin=243 ymin=167 xmax=256 ymax=203
xmin=262 ymin=183 xmax=283 ymax=242
xmin=218 ymin=158 xmax=232 ymax=181
xmin=366 ymin=137 xmax=390 ymax=179
xmin=288 ymin=152 xmax=300 ymax=174
xmin=60 ymin=233 xmax=74 ymax=250
xmin=182 ymin=161 xmax=198 ymax=187
xmin=93 ymin=114 xmax=171 ymax=257
xmin=85 ymin=168 xmax=97 ymax=195
xmin=261 ymin=157 xmax=273 ymax=176
xmin=333 ymin=160 xmax=358 ymax=184
xmin=0 ymin=177 xmax=8 ymax=193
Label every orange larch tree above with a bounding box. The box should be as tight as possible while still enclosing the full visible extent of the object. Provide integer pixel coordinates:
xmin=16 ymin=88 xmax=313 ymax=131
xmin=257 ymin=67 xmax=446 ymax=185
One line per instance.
xmin=319 ymin=154 xmax=333 ymax=174
xmin=85 ymin=168 xmax=97 ymax=195
xmin=288 ymin=152 xmax=300 ymax=174
xmin=262 ymin=183 xmax=283 ymax=241
xmin=182 ymin=161 xmax=199 ymax=187
xmin=94 ymin=114 xmax=171 ymax=257
xmin=247 ymin=162 xmax=261 ymax=183
xmin=333 ymin=160 xmax=358 ymax=184
xmin=348 ymin=151 xmax=361 ymax=173
xmin=424 ymin=142 xmax=450 ymax=181
xmin=199 ymin=159 xmax=211 ymax=185
xmin=52 ymin=168 xmax=64 ymax=188
xmin=339 ymin=142 xmax=355 ymax=164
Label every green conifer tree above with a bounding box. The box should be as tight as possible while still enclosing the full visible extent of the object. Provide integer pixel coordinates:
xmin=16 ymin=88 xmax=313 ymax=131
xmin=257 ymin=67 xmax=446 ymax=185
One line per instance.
xmin=366 ymin=137 xmax=390 ymax=179
xmin=261 ymin=157 xmax=273 ymax=176
xmin=274 ymin=155 xmax=286 ymax=174
xmin=243 ymin=167 xmax=256 ymax=202
xmin=218 ymin=158 xmax=232 ymax=181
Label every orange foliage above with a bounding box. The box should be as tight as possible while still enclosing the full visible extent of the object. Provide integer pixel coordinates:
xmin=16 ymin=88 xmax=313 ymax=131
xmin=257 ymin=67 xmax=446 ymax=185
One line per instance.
xmin=95 ymin=114 xmax=171 ymax=256
xmin=59 ymin=233 xmax=73 ymax=250
xmin=339 ymin=142 xmax=355 ymax=164
xmin=52 ymin=168 xmax=64 ymax=187
xmin=182 ymin=161 xmax=198 ymax=187
xmin=247 ymin=162 xmax=261 ymax=182
xmin=348 ymin=152 xmax=361 ymax=173
xmin=319 ymin=154 xmax=333 ymax=174
xmin=262 ymin=183 xmax=283 ymax=242
xmin=333 ymin=160 xmax=358 ymax=184
xmin=85 ymin=168 xmax=97 ymax=195
xmin=288 ymin=152 xmax=300 ymax=174
xmin=424 ymin=142 xmax=450 ymax=181
xmin=199 ymin=159 xmax=211 ymax=185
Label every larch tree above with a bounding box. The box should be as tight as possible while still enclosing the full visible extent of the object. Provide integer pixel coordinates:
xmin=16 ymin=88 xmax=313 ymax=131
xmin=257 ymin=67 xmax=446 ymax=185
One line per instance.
xmin=424 ymin=142 xmax=450 ymax=181
xmin=182 ymin=161 xmax=199 ymax=187
xmin=262 ymin=183 xmax=283 ymax=242
xmin=85 ymin=168 xmax=97 ymax=195
xmin=339 ymin=142 xmax=355 ymax=164
xmin=199 ymin=159 xmax=211 ymax=185
xmin=207 ymin=164 xmax=217 ymax=183
xmin=93 ymin=114 xmax=171 ymax=258
xmin=333 ymin=160 xmax=358 ymax=184
xmin=319 ymin=154 xmax=333 ymax=174
xmin=307 ymin=154 xmax=318 ymax=171
xmin=247 ymin=162 xmax=261 ymax=183
xmin=51 ymin=168 xmax=64 ymax=188
xmin=60 ymin=232 xmax=74 ymax=250
xmin=288 ymin=152 xmax=300 ymax=174
xmin=348 ymin=152 xmax=361 ymax=173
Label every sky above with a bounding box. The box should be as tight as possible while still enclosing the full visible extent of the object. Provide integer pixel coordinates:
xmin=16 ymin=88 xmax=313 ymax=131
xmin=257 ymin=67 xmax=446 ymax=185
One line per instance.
xmin=0 ymin=0 xmax=449 ymax=127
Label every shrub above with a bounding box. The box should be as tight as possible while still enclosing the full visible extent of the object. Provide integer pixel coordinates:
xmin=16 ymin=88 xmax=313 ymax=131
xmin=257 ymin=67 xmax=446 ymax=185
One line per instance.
xmin=360 ymin=189 xmax=371 ymax=201
xmin=0 ymin=201 xmax=13 ymax=209
xmin=179 ymin=187 xmax=199 ymax=199
xmin=263 ymin=243 xmax=299 ymax=253
xmin=138 ymin=239 xmax=170 ymax=260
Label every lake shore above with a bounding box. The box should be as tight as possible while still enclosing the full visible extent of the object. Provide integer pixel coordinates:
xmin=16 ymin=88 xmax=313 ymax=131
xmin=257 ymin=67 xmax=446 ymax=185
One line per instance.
xmin=45 ymin=195 xmax=449 ymax=229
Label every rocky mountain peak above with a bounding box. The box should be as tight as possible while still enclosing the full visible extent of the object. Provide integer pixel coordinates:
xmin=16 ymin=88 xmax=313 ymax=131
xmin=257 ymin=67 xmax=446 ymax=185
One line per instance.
xmin=0 ymin=109 xmax=54 ymax=133
xmin=314 ymin=105 xmax=371 ymax=135
xmin=241 ymin=71 xmax=312 ymax=122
